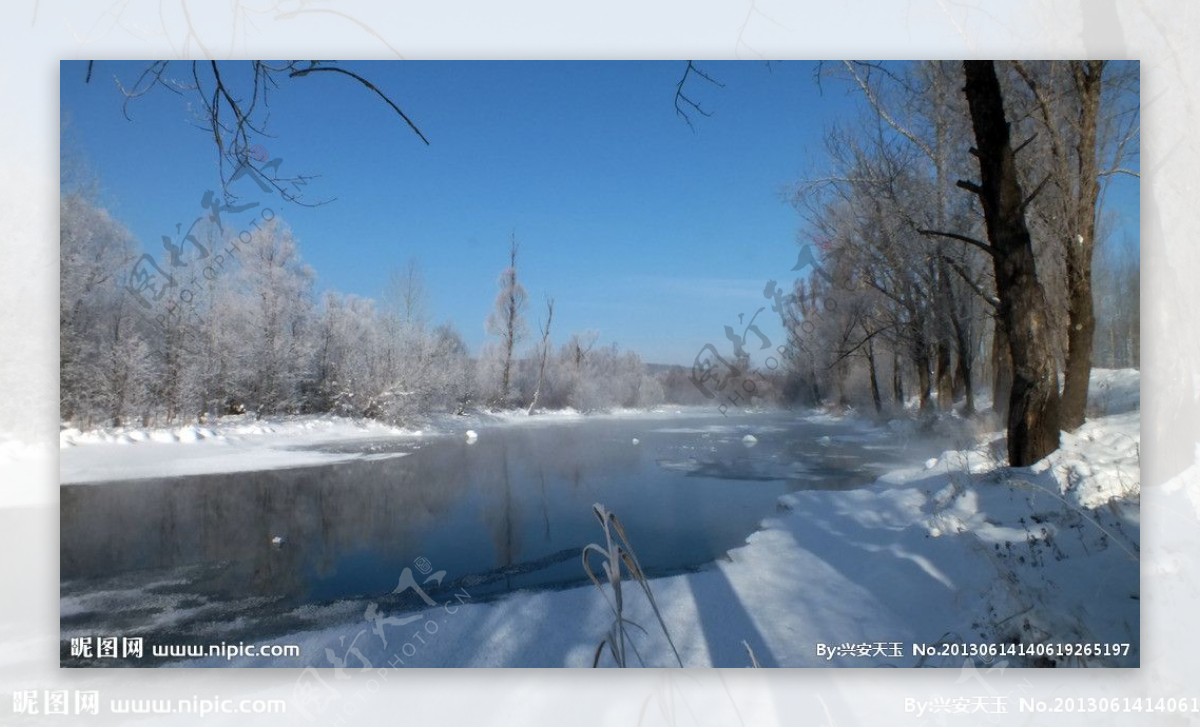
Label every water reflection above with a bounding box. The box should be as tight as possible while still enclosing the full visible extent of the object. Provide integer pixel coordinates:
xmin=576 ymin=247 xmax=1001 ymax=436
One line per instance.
xmin=60 ymin=412 xmax=947 ymax=658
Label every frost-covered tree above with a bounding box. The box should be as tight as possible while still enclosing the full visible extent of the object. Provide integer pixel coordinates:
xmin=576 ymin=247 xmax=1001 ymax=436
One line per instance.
xmin=310 ymin=292 xmax=383 ymax=416
xmin=526 ymin=297 xmax=555 ymax=414
xmin=376 ymin=261 xmax=434 ymax=419
xmin=484 ymin=235 xmax=528 ymax=406
xmin=307 ymin=272 xmax=476 ymax=423
xmin=60 ymin=193 xmax=149 ymax=427
xmin=550 ymin=340 xmax=662 ymax=411
xmin=62 ymin=194 xmax=668 ymax=428
xmin=382 ymin=259 xmax=428 ymax=330
xmin=191 ymin=259 xmax=243 ymax=421
xmin=426 ymin=323 xmax=475 ymax=414
xmin=225 ymin=218 xmax=315 ymax=416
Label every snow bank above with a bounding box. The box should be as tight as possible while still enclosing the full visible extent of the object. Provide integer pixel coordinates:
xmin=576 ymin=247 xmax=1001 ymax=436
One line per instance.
xmin=58 ymin=406 xmax=737 ymax=485
xmin=1037 ymin=411 xmax=1140 ymax=509
xmin=60 ymin=413 xmax=415 ymax=449
xmin=181 ymin=377 xmax=1138 ymax=668
xmin=91 ymin=370 xmax=1138 ymax=667
xmin=59 ymin=414 xmax=420 ymax=485
xmin=455 ymin=404 xmax=737 ymax=428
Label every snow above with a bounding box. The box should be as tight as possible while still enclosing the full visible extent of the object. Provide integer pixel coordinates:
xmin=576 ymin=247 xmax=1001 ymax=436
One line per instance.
xmin=58 ymin=405 xmax=742 ymax=485
xmin=59 ymin=414 xmax=420 ymax=485
xmin=176 ymin=369 xmax=1140 ymax=668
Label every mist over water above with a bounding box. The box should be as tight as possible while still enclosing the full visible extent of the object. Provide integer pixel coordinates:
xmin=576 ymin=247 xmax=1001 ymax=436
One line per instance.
xmin=60 ymin=410 xmax=956 ymax=664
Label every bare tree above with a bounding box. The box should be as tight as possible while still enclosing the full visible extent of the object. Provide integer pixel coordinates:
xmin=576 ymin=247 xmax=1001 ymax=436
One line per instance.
xmin=485 ymin=234 xmax=528 ymax=406
xmin=383 ymin=259 xmax=428 ymax=328
xmin=673 ymin=61 xmax=724 ymax=130
xmin=1009 ymin=60 xmax=1139 ymax=430
xmin=527 ymin=297 xmax=556 ymax=415
xmin=954 ymin=60 xmax=1061 ymax=465
xmin=88 ymin=60 xmax=430 ymax=204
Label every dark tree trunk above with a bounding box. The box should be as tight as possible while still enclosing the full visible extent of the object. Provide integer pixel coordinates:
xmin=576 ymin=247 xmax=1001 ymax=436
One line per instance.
xmin=915 ymin=348 xmax=932 ymax=413
xmin=866 ymin=337 xmax=883 ymax=414
xmin=836 ymin=361 xmax=849 ymax=407
xmin=991 ymin=316 xmax=1012 ymax=420
xmin=809 ymin=358 xmax=821 ymax=405
xmin=932 ymin=70 xmax=956 ymax=414
xmin=958 ymin=353 xmax=975 ymax=416
xmin=935 ymin=340 xmax=954 ymax=410
xmin=962 ymin=60 xmax=1061 ymax=466
xmin=892 ymin=348 xmax=904 ymax=405
xmin=954 ymin=322 xmax=976 ymax=416
xmin=1059 ymin=61 xmax=1104 ymax=431
xmin=934 ymin=256 xmax=956 ymax=411
xmin=951 ymin=359 xmax=964 ymax=399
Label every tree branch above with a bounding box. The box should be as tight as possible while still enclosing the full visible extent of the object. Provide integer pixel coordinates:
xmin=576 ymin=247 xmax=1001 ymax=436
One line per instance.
xmin=842 ymin=61 xmax=936 ymax=164
xmin=1013 ymin=133 xmax=1037 ymax=156
xmin=1020 ymin=172 xmax=1053 ymax=211
xmin=826 ymin=320 xmax=900 ymax=369
xmin=674 ymin=61 xmax=723 ymax=131
xmin=917 ymin=228 xmax=995 ymax=257
xmin=1098 ymin=167 xmax=1140 ymax=179
xmin=943 ymin=255 xmax=999 ymax=309
xmin=955 ymin=179 xmax=983 ymax=196
xmin=289 ymin=64 xmax=430 ymax=145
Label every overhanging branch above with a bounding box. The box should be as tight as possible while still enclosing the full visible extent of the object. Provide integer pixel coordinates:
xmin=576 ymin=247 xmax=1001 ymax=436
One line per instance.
xmin=917 ymin=228 xmax=995 ymax=257
xmin=290 ymin=64 xmax=430 ymax=145
xmin=674 ymin=61 xmax=724 ymax=130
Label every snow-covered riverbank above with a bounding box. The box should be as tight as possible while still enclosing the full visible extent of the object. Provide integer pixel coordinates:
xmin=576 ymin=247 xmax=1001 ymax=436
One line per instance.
xmin=59 ymin=406 xmax=728 ymax=485
xmin=172 ymin=369 xmax=1139 ymax=668
xmin=59 ymin=415 xmax=420 ymax=484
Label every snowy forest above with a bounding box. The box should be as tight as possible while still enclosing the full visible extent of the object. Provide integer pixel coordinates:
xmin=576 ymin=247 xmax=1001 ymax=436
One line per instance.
xmin=61 ymin=61 xmax=1139 ymax=467
xmin=60 ymin=205 xmax=669 ymax=429
xmin=58 ymin=59 xmax=1142 ymax=672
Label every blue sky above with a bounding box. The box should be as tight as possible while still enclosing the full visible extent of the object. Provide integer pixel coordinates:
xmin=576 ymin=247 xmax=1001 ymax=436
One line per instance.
xmin=60 ymin=61 xmax=1139 ymax=365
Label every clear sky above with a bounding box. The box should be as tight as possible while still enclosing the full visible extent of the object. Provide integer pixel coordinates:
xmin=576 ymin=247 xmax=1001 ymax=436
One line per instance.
xmin=59 ymin=60 xmax=1139 ymax=365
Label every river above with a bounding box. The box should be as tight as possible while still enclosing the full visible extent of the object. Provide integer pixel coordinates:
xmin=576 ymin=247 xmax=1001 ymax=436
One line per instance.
xmin=60 ymin=408 xmax=955 ymax=665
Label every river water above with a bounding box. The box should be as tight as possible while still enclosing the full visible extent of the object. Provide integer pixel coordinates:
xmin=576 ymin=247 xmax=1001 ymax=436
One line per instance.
xmin=60 ymin=409 xmax=954 ymax=665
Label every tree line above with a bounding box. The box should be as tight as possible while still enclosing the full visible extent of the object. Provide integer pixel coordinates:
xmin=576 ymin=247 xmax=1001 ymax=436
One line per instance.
xmin=60 ymin=196 xmax=666 ymax=430
xmin=781 ymin=60 xmax=1138 ymax=464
